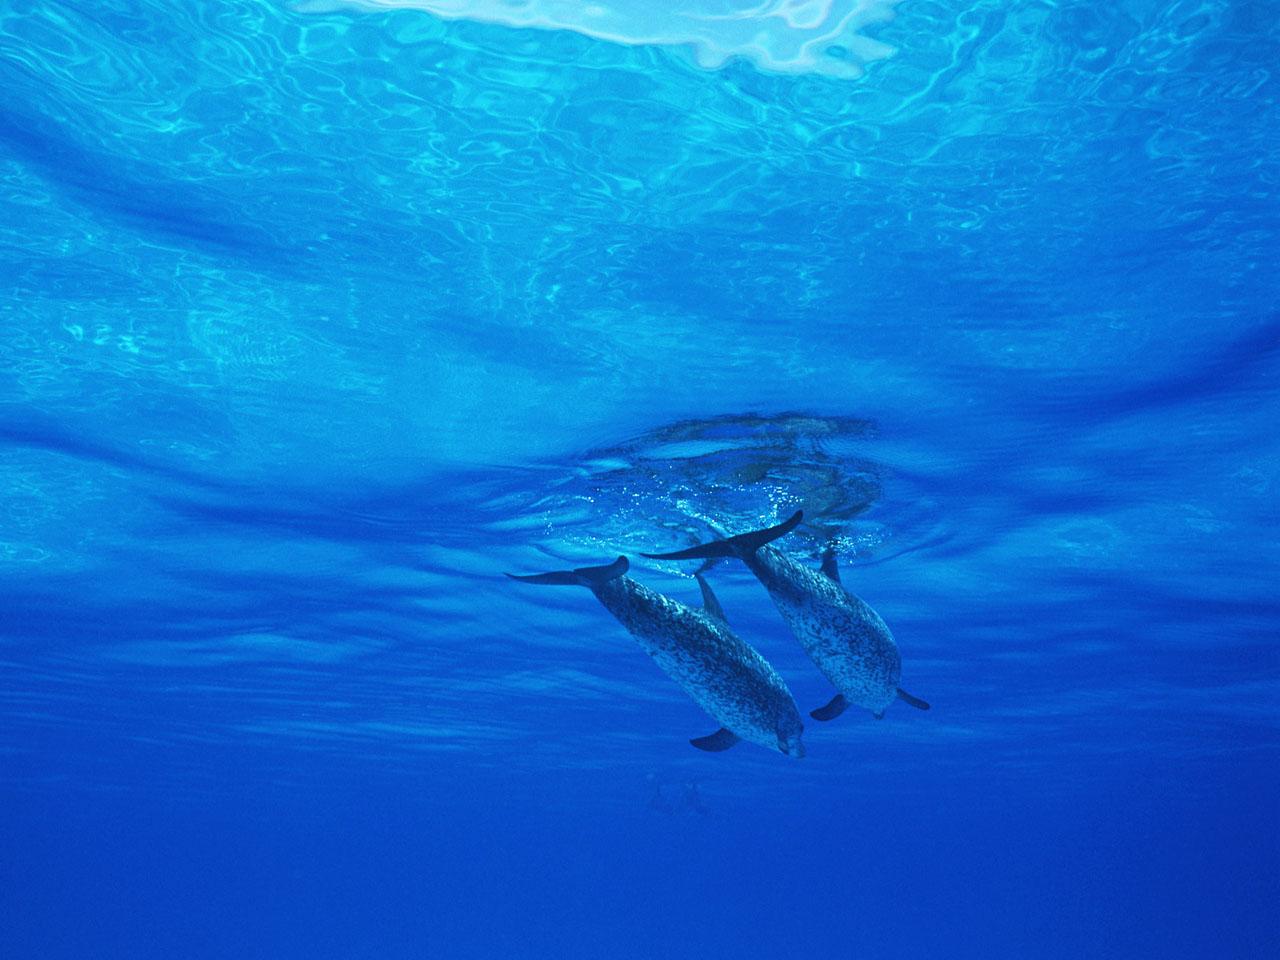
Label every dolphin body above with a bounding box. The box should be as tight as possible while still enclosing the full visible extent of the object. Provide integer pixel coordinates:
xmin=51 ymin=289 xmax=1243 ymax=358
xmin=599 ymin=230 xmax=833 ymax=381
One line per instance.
xmin=642 ymin=511 xmax=930 ymax=722
xmin=506 ymin=556 xmax=806 ymax=756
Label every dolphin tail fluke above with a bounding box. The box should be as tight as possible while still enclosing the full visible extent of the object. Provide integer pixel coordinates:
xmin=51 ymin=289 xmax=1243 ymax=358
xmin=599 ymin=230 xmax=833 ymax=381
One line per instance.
xmin=641 ymin=511 xmax=804 ymax=561
xmin=505 ymin=556 xmax=629 ymax=587
xmin=690 ymin=728 xmax=740 ymax=752
xmin=809 ymin=693 xmax=849 ymax=722
xmin=896 ymin=688 xmax=931 ymax=710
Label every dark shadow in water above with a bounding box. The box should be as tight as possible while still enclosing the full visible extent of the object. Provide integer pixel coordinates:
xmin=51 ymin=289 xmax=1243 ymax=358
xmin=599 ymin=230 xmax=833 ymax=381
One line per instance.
xmin=1034 ymin=316 xmax=1280 ymax=422
xmin=645 ymin=773 xmax=710 ymax=817
xmin=0 ymin=104 xmax=285 ymax=263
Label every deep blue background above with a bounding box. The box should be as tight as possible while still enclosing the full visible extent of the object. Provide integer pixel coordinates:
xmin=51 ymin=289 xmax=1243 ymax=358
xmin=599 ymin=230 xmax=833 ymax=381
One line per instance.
xmin=1 ymin=1 xmax=1277 ymax=957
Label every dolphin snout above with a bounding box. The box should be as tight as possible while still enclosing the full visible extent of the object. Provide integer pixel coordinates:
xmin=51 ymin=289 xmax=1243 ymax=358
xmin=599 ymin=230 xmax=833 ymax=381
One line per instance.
xmin=779 ymin=733 xmax=806 ymax=759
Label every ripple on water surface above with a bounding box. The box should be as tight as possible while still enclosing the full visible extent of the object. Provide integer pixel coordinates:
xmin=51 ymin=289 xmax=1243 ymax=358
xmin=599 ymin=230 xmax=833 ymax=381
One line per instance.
xmin=490 ymin=412 xmax=890 ymax=562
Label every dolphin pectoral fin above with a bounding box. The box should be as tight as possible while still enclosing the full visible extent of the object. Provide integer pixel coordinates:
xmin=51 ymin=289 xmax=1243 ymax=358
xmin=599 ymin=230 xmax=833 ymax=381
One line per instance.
xmin=819 ymin=548 xmax=841 ymax=584
xmin=642 ymin=511 xmax=804 ymax=561
xmin=694 ymin=568 xmax=728 ymax=624
xmin=690 ymin=728 xmax=740 ymax=752
xmin=809 ymin=694 xmax=849 ymax=722
xmin=506 ymin=556 xmax=629 ymax=587
xmin=896 ymin=688 xmax=931 ymax=710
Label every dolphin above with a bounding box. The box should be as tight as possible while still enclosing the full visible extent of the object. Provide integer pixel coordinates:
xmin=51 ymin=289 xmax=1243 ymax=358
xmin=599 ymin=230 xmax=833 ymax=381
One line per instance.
xmin=506 ymin=555 xmax=806 ymax=756
xmin=642 ymin=511 xmax=930 ymax=722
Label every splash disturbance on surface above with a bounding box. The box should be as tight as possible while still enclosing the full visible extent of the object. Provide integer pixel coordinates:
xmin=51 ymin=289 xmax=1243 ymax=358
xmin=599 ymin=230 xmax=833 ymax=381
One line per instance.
xmin=493 ymin=413 xmax=884 ymax=561
xmin=298 ymin=0 xmax=902 ymax=77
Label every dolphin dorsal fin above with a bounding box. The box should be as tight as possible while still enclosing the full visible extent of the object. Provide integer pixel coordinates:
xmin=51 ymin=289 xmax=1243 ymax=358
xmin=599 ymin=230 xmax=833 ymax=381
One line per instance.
xmin=819 ymin=548 xmax=841 ymax=584
xmin=694 ymin=572 xmax=728 ymax=624
xmin=690 ymin=728 xmax=740 ymax=752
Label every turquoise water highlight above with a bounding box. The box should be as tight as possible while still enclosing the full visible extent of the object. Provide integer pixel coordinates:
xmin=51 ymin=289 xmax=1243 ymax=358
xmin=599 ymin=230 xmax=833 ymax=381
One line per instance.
xmin=1 ymin=1 xmax=1277 ymax=957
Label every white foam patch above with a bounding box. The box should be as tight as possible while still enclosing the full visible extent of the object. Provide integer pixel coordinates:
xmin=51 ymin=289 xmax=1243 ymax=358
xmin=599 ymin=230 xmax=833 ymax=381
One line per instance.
xmin=299 ymin=0 xmax=902 ymax=78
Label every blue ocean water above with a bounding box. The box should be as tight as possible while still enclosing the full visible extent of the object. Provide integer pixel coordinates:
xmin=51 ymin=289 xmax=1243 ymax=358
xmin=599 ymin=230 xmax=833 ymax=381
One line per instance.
xmin=2 ymin=0 xmax=1278 ymax=956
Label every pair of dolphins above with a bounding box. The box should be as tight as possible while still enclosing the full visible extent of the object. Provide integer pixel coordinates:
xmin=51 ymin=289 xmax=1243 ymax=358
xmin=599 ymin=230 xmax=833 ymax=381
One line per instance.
xmin=507 ymin=510 xmax=929 ymax=758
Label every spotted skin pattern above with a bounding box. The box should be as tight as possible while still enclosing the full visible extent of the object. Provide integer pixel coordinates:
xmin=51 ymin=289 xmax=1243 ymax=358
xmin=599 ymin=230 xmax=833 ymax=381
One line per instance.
xmin=743 ymin=546 xmax=901 ymax=715
xmin=589 ymin=576 xmax=805 ymax=756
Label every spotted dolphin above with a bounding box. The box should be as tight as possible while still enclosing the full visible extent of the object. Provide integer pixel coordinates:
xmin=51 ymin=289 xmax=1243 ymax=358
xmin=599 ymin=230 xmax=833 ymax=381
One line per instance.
xmin=642 ymin=511 xmax=930 ymax=721
xmin=507 ymin=555 xmax=805 ymax=756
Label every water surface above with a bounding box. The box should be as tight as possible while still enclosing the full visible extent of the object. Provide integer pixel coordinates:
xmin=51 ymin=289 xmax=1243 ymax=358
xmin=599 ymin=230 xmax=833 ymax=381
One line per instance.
xmin=1 ymin=1 xmax=1277 ymax=957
